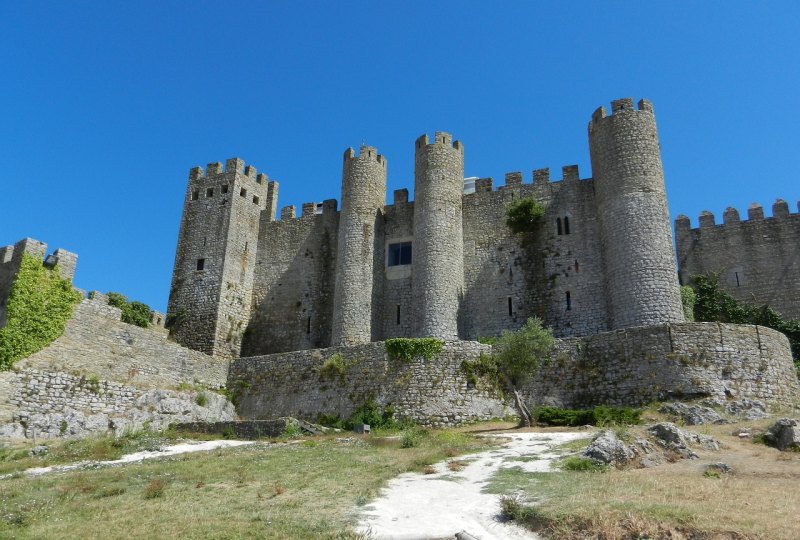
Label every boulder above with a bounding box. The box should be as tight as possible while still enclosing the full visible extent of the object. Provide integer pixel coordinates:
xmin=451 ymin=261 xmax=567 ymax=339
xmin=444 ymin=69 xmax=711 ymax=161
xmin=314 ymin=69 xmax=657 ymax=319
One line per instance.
xmin=647 ymin=422 xmax=719 ymax=459
xmin=582 ymin=430 xmax=662 ymax=468
xmin=724 ymin=399 xmax=769 ymax=420
xmin=658 ymin=402 xmax=726 ymax=425
xmin=763 ymin=418 xmax=800 ymax=451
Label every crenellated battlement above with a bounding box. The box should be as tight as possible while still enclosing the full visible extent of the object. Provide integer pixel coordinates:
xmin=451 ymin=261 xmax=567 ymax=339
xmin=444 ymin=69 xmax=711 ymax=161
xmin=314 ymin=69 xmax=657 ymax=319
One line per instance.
xmin=415 ymin=132 xmax=463 ymax=153
xmin=343 ymin=145 xmax=386 ymax=167
xmin=187 ymin=158 xmax=267 ymax=182
xmin=675 ymin=198 xmax=800 ymax=230
xmin=589 ymin=97 xmax=654 ymax=129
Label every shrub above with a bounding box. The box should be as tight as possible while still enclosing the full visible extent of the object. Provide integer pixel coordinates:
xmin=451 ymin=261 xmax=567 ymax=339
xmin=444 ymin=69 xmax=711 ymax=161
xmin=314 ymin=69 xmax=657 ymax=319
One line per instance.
xmin=493 ymin=317 xmax=555 ymax=386
xmin=0 ymin=254 xmax=83 ymax=370
xmin=319 ymin=353 xmax=348 ymax=380
xmin=533 ymin=405 xmax=641 ymax=427
xmin=195 ymin=392 xmax=208 ymax=407
xmin=400 ymin=427 xmax=428 ymax=448
xmin=107 ymin=292 xmax=151 ymax=328
xmin=680 ymin=285 xmax=696 ymax=322
xmin=385 ymin=338 xmax=444 ymax=362
xmin=506 ymin=197 xmax=546 ymax=235
xmin=560 ymin=456 xmax=607 ymax=472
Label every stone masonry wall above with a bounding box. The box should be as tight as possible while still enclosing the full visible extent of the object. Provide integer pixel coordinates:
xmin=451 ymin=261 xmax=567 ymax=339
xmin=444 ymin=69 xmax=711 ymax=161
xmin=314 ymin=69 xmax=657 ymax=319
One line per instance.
xmin=15 ymin=297 xmax=229 ymax=390
xmin=229 ymin=323 xmax=797 ymax=427
xmin=229 ymin=341 xmax=509 ymax=427
xmin=522 ymin=322 xmax=798 ymax=408
xmin=676 ymin=200 xmax=800 ymax=320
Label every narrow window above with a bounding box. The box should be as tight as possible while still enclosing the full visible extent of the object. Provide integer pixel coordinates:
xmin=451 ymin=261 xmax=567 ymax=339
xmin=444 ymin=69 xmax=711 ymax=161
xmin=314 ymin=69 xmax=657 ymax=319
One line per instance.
xmin=388 ymin=242 xmax=412 ymax=266
xmin=396 ymin=305 xmax=401 ymax=325
xmin=240 ymin=187 xmax=247 ymax=197
xmin=203 ymin=236 xmax=207 ymax=246
xmin=253 ymin=195 xmax=260 ymax=205
xmin=508 ymin=297 xmax=513 ymax=316
xmin=244 ymin=241 xmax=248 ymax=252
xmin=564 ymin=216 xmax=570 ymax=234
xmin=221 ymin=184 xmax=229 ymax=194
xmin=556 ymin=218 xmax=562 ymax=235
xmin=191 ymin=190 xmax=199 ymax=201
xmin=566 ymin=291 xmax=571 ymax=311
xmin=735 ymin=272 xmax=740 ymax=287
xmin=196 ymin=258 xmax=205 ymax=271
xmin=574 ymin=260 xmax=579 ymax=273
xmin=306 ymin=316 xmax=311 ymax=334
xmin=206 ymin=187 xmax=214 ymax=197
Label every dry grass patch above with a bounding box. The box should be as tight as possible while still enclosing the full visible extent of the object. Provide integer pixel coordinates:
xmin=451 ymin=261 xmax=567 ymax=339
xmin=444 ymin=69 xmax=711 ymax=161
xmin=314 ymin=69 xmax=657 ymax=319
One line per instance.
xmin=491 ymin=420 xmax=800 ymax=539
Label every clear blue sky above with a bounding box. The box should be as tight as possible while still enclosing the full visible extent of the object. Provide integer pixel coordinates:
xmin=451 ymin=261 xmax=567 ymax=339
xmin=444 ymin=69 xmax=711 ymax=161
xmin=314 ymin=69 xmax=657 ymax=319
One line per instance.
xmin=1 ymin=1 xmax=798 ymax=312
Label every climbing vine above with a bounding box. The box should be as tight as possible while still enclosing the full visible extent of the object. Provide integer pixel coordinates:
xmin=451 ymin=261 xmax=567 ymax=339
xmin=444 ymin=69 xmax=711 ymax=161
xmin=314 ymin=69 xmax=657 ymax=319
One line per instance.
xmin=385 ymin=338 xmax=444 ymax=362
xmin=0 ymin=254 xmax=82 ymax=370
xmin=680 ymin=285 xmax=696 ymax=322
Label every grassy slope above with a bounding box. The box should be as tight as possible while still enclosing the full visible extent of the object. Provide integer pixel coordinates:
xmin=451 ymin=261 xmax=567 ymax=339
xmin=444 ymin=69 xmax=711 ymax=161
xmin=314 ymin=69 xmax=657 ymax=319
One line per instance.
xmin=0 ymin=428 xmax=497 ymax=539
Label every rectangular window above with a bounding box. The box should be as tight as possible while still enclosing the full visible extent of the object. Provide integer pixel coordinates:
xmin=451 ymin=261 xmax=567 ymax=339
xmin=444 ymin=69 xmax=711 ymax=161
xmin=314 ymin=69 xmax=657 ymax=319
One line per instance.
xmin=191 ymin=190 xmax=199 ymax=201
xmin=507 ymin=297 xmax=513 ymax=316
xmin=221 ymin=184 xmax=229 ymax=194
xmin=253 ymin=195 xmax=260 ymax=205
xmin=206 ymin=188 xmax=214 ymax=197
xmin=240 ymin=188 xmax=247 ymax=197
xmin=388 ymin=242 xmax=412 ymax=266
xmin=196 ymin=258 xmax=205 ymax=271
xmin=396 ymin=305 xmax=401 ymax=325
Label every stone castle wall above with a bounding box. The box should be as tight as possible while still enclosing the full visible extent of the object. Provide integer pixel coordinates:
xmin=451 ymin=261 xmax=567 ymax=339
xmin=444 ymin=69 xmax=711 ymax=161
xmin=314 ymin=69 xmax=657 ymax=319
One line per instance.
xmin=229 ymin=323 xmax=798 ymax=426
xmin=676 ymin=200 xmax=800 ymax=320
xmin=15 ymin=297 xmax=229 ymax=389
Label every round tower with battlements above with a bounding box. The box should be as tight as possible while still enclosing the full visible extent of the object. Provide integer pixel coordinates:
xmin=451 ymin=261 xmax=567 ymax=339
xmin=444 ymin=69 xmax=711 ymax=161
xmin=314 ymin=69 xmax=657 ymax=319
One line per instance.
xmin=331 ymin=145 xmax=387 ymax=346
xmin=589 ymin=98 xmax=685 ymax=329
xmin=411 ymin=132 xmax=465 ymax=339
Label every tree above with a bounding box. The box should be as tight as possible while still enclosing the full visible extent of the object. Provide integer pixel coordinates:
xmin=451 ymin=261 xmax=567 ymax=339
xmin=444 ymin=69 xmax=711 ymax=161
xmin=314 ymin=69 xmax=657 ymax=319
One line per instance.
xmin=492 ymin=317 xmax=556 ymax=427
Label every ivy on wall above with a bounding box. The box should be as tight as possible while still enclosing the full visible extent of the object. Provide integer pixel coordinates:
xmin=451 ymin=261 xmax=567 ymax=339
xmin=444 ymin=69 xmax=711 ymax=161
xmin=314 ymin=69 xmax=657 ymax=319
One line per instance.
xmin=0 ymin=254 xmax=83 ymax=370
xmin=384 ymin=338 xmax=444 ymax=362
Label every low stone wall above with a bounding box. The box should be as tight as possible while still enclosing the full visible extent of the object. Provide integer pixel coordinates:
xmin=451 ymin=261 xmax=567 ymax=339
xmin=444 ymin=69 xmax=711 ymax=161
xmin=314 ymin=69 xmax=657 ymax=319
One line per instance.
xmin=0 ymin=368 xmax=235 ymax=440
xmin=229 ymin=323 xmax=798 ymax=426
xmin=17 ymin=298 xmax=229 ymax=390
xmin=523 ymin=322 xmax=799 ymax=408
xmin=229 ymin=341 xmax=509 ymax=427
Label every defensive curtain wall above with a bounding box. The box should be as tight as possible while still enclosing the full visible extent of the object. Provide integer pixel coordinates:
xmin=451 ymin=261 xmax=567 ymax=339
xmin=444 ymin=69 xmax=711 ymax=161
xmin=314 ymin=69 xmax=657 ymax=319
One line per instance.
xmin=229 ymin=323 xmax=798 ymax=426
xmin=676 ymin=200 xmax=800 ymax=320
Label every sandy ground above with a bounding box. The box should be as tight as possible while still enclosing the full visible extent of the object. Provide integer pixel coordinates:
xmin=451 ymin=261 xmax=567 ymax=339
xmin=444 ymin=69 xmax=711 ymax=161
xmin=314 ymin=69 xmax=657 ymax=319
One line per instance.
xmin=356 ymin=431 xmax=590 ymax=540
xmin=2 ymin=440 xmax=254 ymax=479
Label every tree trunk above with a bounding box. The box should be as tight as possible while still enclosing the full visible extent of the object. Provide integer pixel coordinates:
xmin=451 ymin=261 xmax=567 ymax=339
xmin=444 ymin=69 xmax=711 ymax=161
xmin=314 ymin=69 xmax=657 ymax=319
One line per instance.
xmin=513 ymin=388 xmax=532 ymax=428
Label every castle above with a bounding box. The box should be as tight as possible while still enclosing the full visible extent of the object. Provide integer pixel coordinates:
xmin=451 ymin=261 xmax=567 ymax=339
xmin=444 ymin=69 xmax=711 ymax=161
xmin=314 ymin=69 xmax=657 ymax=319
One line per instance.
xmin=167 ymin=98 xmax=691 ymax=358
xmin=1 ymin=97 xmax=798 ymax=436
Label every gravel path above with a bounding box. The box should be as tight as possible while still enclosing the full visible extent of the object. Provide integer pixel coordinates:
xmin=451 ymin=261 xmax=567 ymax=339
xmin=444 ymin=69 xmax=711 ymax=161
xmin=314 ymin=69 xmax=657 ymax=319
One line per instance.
xmin=357 ymin=431 xmax=589 ymax=540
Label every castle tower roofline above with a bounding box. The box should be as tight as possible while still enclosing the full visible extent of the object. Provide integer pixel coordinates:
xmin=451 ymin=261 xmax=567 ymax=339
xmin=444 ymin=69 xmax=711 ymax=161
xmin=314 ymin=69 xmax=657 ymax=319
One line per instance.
xmin=343 ymin=145 xmax=387 ymax=167
xmin=589 ymin=98 xmax=654 ymax=132
xmin=415 ymin=132 xmax=463 ymax=154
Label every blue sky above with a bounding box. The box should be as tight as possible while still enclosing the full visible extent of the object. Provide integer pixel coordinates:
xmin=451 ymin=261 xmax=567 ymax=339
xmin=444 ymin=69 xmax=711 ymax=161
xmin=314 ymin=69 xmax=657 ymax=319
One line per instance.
xmin=1 ymin=1 xmax=798 ymax=312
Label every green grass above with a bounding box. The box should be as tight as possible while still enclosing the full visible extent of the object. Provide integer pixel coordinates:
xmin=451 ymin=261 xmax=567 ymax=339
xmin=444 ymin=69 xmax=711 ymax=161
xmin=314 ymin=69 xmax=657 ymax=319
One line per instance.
xmin=0 ymin=427 xmax=495 ymax=539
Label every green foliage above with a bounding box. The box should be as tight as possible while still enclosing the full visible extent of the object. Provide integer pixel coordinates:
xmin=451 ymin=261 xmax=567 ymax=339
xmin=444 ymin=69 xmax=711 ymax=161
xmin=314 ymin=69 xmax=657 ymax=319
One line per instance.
xmin=506 ymin=197 xmax=546 ymax=235
xmin=221 ymin=426 xmax=236 ymax=440
xmin=281 ymin=422 xmax=302 ymax=438
xmin=692 ymin=273 xmax=800 ymax=364
xmin=476 ymin=335 xmax=498 ymax=345
xmin=461 ymin=353 xmax=503 ymax=397
xmin=195 ymin=392 xmax=208 ymax=407
xmin=492 ymin=317 xmax=555 ymax=386
xmin=385 ymin=337 xmax=444 ymax=362
xmin=680 ymin=285 xmax=696 ymax=322
xmin=0 ymin=254 xmax=83 ymax=370
xmin=400 ymin=426 xmax=428 ymax=448
xmin=318 ymin=353 xmax=348 ymax=380
xmin=532 ymin=405 xmax=641 ymax=427
xmin=107 ymin=292 xmax=151 ymax=328
xmin=317 ymin=400 xmax=400 ymax=431
xmin=560 ymin=456 xmax=608 ymax=472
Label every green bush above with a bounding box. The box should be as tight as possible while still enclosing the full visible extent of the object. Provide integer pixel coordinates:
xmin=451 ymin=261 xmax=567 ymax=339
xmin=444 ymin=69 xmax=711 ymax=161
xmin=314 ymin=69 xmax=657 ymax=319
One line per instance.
xmin=560 ymin=456 xmax=608 ymax=472
xmin=385 ymin=338 xmax=444 ymax=362
xmin=533 ymin=405 xmax=641 ymax=427
xmin=680 ymin=285 xmax=696 ymax=322
xmin=319 ymin=353 xmax=348 ymax=380
xmin=506 ymin=197 xmax=546 ymax=235
xmin=400 ymin=426 xmax=428 ymax=448
xmin=107 ymin=292 xmax=151 ymax=328
xmin=317 ymin=400 xmax=399 ymax=431
xmin=0 ymin=254 xmax=83 ymax=370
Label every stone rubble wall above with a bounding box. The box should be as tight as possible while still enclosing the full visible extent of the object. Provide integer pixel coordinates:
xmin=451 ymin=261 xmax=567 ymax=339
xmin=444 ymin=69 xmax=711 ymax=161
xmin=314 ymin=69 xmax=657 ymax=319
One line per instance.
xmin=0 ymin=368 xmax=235 ymax=440
xmin=229 ymin=340 xmax=509 ymax=427
xmin=522 ymin=322 xmax=799 ymax=408
xmin=15 ymin=297 xmax=229 ymax=391
xmin=230 ymin=323 xmax=798 ymax=426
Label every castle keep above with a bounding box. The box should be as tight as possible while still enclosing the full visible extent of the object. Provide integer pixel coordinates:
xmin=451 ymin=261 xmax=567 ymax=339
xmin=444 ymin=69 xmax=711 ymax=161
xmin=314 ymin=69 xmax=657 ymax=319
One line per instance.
xmin=167 ymin=98 xmax=688 ymax=358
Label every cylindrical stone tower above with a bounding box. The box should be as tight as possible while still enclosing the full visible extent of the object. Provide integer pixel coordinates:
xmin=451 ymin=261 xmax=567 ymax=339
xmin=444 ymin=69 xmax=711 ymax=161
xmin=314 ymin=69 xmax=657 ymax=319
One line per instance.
xmin=589 ymin=98 xmax=685 ymax=329
xmin=411 ymin=132 xmax=465 ymax=339
xmin=331 ymin=145 xmax=387 ymax=346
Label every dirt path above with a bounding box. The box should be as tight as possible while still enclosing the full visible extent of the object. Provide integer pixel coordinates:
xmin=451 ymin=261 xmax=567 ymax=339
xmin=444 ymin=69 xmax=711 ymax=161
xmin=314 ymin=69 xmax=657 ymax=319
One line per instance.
xmin=357 ymin=431 xmax=590 ymax=540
